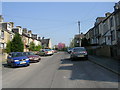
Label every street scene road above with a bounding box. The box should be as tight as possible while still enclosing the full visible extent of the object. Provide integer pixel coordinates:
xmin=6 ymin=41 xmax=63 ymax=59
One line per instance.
xmin=2 ymin=52 xmax=119 ymax=88
xmin=1 ymin=2 xmax=120 ymax=89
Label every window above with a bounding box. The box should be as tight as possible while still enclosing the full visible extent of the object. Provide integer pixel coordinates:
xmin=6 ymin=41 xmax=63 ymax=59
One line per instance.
xmin=0 ymin=23 xmax=2 ymax=29
xmin=1 ymin=30 xmax=4 ymax=39
xmin=0 ymin=43 xmax=4 ymax=49
xmin=108 ymin=36 xmax=111 ymax=40
xmin=111 ymin=30 xmax=115 ymax=41
xmin=110 ymin=17 xmax=114 ymax=27
xmin=10 ymin=34 xmax=13 ymax=41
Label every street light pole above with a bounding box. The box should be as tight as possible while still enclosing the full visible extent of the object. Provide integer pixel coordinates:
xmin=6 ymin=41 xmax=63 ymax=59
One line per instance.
xmin=78 ymin=21 xmax=81 ymax=47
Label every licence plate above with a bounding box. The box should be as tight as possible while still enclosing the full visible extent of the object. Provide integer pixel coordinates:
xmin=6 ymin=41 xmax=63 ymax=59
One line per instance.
xmin=78 ymin=55 xmax=84 ymax=57
xmin=20 ymin=61 xmax=26 ymax=64
xmin=34 ymin=58 xmax=38 ymax=60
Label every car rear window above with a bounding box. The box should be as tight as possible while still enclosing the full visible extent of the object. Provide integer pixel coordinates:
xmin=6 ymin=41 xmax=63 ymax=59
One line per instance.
xmin=28 ymin=52 xmax=34 ymax=55
xmin=74 ymin=48 xmax=86 ymax=52
xmin=45 ymin=49 xmax=51 ymax=51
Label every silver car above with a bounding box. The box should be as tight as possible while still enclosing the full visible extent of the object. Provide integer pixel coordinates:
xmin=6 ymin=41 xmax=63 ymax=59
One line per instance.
xmin=70 ymin=47 xmax=88 ymax=60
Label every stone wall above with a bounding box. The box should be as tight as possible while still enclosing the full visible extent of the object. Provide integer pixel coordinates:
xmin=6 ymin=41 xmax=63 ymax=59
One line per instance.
xmin=86 ymin=45 xmax=120 ymax=60
xmin=86 ymin=45 xmax=111 ymax=57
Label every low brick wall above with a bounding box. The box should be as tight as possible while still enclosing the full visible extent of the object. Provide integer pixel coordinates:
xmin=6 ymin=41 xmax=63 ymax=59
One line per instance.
xmin=86 ymin=45 xmax=120 ymax=60
xmin=96 ymin=46 xmax=111 ymax=57
xmin=111 ymin=45 xmax=120 ymax=60
xmin=0 ymin=53 xmax=8 ymax=62
xmin=86 ymin=45 xmax=111 ymax=57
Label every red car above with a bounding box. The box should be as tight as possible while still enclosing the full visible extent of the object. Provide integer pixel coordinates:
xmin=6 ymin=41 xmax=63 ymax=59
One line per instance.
xmin=23 ymin=52 xmax=41 ymax=62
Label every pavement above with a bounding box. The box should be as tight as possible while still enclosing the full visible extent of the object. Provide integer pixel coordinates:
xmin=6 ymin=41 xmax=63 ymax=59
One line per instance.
xmin=2 ymin=52 xmax=119 ymax=88
xmin=0 ymin=54 xmax=7 ymax=63
xmin=88 ymin=55 xmax=120 ymax=75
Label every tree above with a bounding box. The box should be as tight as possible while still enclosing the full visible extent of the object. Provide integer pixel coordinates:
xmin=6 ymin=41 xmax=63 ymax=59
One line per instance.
xmin=35 ymin=45 xmax=42 ymax=51
xmin=81 ymin=38 xmax=90 ymax=47
xmin=11 ymin=33 xmax=24 ymax=52
xmin=29 ymin=42 xmax=35 ymax=51
xmin=6 ymin=41 xmax=12 ymax=53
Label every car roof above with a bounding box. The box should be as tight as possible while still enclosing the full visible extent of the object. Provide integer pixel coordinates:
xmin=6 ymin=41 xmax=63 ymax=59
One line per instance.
xmin=23 ymin=52 xmax=32 ymax=53
xmin=10 ymin=52 xmax=22 ymax=54
xmin=74 ymin=47 xmax=85 ymax=48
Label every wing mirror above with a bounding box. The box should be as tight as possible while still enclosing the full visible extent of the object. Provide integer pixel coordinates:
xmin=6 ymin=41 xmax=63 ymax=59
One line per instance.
xmin=8 ymin=55 xmax=12 ymax=58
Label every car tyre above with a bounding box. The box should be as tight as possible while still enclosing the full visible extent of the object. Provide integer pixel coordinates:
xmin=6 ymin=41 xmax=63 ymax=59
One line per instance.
xmin=11 ymin=64 xmax=15 ymax=68
xmin=85 ymin=57 xmax=88 ymax=60
xmin=7 ymin=62 xmax=10 ymax=66
xmin=70 ymin=57 xmax=74 ymax=61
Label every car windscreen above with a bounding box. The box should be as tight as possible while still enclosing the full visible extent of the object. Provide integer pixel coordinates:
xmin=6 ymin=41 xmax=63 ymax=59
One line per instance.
xmin=28 ymin=52 xmax=34 ymax=55
xmin=73 ymin=48 xmax=86 ymax=52
xmin=12 ymin=53 xmax=23 ymax=57
xmin=69 ymin=48 xmax=72 ymax=50
xmin=23 ymin=52 xmax=34 ymax=55
xmin=45 ymin=49 xmax=51 ymax=51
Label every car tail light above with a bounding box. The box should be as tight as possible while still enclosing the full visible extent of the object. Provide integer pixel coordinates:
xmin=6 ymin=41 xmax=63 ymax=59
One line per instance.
xmin=72 ymin=52 xmax=77 ymax=54
xmin=82 ymin=51 xmax=87 ymax=55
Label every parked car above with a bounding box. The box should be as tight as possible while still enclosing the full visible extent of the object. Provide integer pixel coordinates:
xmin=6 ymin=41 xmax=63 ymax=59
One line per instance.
xmin=51 ymin=49 xmax=55 ymax=54
xmin=67 ymin=48 xmax=73 ymax=54
xmin=22 ymin=52 xmax=41 ymax=63
xmin=7 ymin=52 xmax=30 ymax=67
xmin=37 ymin=49 xmax=53 ymax=56
xmin=70 ymin=47 xmax=88 ymax=60
xmin=54 ymin=50 xmax=57 ymax=53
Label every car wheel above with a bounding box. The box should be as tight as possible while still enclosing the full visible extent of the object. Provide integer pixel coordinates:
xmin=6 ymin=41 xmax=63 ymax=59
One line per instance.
xmin=70 ymin=57 xmax=74 ymax=61
xmin=11 ymin=64 xmax=15 ymax=68
xmin=35 ymin=60 xmax=38 ymax=63
xmin=85 ymin=57 xmax=88 ymax=60
xmin=27 ymin=63 xmax=30 ymax=66
xmin=7 ymin=62 xmax=10 ymax=66
xmin=25 ymin=63 xmax=30 ymax=66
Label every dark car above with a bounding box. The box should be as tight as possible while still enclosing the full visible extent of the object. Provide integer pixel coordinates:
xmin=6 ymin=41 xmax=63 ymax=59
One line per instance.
xmin=7 ymin=52 xmax=30 ymax=67
xmin=23 ymin=52 xmax=41 ymax=63
xmin=70 ymin=47 xmax=88 ymax=60
xmin=67 ymin=48 xmax=73 ymax=54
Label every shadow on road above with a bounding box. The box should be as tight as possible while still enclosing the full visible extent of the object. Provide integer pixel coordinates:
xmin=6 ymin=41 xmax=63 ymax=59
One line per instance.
xmin=58 ymin=58 xmax=119 ymax=83
xmin=2 ymin=63 xmax=29 ymax=69
xmin=2 ymin=63 xmax=11 ymax=68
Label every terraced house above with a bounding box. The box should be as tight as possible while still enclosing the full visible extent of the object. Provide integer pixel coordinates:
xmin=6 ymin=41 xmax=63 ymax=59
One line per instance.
xmin=0 ymin=15 xmax=43 ymax=55
xmin=85 ymin=1 xmax=120 ymax=59
xmin=0 ymin=16 xmax=14 ymax=53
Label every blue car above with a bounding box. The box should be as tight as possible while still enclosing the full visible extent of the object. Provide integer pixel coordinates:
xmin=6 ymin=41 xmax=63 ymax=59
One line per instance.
xmin=7 ymin=52 xmax=30 ymax=67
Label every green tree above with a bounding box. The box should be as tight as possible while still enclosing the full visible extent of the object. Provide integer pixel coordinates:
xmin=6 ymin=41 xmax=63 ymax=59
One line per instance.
xmin=11 ymin=33 xmax=24 ymax=52
xmin=35 ymin=45 xmax=42 ymax=51
xmin=6 ymin=41 xmax=12 ymax=53
xmin=29 ymin=42 xmax=35 ymax=51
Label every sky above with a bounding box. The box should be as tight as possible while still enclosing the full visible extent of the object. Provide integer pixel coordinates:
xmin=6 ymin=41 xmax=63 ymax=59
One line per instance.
xmin=2 ymin=2 xmax=115 ymax=46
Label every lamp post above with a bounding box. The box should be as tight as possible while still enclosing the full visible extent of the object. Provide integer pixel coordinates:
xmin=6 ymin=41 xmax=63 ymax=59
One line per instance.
xmin=78 ymin=21 xmax=81 ymax=46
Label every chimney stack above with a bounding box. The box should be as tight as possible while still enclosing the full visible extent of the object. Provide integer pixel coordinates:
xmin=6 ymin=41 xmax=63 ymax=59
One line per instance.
xmin=105 ymin=12 xmax=111 ymax=17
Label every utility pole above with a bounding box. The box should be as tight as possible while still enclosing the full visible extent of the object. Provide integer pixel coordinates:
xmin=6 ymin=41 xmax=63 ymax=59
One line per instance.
xmin=78 ymin=21 xmax=81 ymax=47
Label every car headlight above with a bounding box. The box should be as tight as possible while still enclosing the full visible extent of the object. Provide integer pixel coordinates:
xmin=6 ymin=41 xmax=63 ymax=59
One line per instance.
xmin=14 ymin=60 xmax=19 ymax=62
xmin=11 ymin=59 xmax=14 ymax=62
xmin=26 ymin=58 xmax=29 ymax=61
